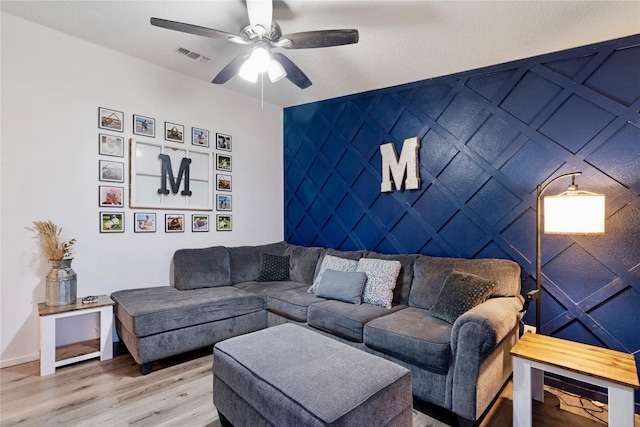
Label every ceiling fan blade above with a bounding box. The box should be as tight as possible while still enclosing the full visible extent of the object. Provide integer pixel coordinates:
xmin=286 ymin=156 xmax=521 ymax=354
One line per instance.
xmin=280 ymin=29 xmax=359 ymax=49
xmin=150 ymin=17 xmax=245 ymax=43
xmin=212 ymin=53 xmax=251 ymax=84
xmin=272 ymin=53 xmax=312 ymax=89
xmin=246 ymin=0 xmax=273 ymax=33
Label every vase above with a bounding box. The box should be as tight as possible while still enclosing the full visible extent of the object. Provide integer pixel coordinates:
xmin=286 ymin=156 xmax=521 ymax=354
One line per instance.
xmin=46 ymin=259 xmax=77 ymax=306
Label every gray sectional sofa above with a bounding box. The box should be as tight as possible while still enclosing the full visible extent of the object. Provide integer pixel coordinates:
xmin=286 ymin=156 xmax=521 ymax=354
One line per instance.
xmin=111 ymin=241 xmax=524 ymax=426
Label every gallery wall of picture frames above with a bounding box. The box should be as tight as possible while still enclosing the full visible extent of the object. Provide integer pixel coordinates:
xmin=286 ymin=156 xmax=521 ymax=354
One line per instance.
xmin=97 ymin=106 xmax=233 ymax=234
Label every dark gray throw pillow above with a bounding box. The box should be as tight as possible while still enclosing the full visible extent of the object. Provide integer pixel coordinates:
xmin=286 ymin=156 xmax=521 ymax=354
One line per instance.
xmin=315 ymin=269 xmax=367 ymax=304
xmin=256 ymin=253 xmax=290 ymax=282
xmin=429 ymin=270 xmax=496 ymax=324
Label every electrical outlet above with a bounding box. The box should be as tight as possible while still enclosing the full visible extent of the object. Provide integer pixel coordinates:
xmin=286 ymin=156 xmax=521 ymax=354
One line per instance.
xmin=523 ymin=324 xmax=537 ymax=334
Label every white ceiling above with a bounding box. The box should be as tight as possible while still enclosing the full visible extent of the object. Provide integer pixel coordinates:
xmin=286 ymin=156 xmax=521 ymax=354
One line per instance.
xmin=2 ymin=1 xmax=639 ymax=108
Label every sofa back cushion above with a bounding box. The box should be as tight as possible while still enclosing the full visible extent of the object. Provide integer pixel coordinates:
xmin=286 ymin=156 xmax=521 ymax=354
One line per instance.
xmin=172 ymin=246 xmax=231 ymax=290
xmin=409 ymin=256 xmax=521 ymax=310
xmin=363 ymin=252 xmax=417 ymax=305
xmin=228 ymin=241 xmax=288 ymax=284
xmin=284 ymin=244 xmax=325 ymax=285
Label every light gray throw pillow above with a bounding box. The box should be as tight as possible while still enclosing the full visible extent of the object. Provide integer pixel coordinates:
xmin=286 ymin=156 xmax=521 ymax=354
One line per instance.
xmin=308 ymin=254 xmax=359 ymax=294
xmin=357 ymin=258 xmax=402 ymax=309
xmin=315 ymin=269 xmax=368 ymax=304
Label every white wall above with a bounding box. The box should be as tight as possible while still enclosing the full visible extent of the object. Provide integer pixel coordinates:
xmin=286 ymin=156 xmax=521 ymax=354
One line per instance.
xmin=0 ymin=13 xmax=284 ymax=367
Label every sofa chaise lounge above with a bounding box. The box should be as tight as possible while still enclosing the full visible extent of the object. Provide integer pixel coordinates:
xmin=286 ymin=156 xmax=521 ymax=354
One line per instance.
xmin=111 ymin=241 xmax=524 ymax=426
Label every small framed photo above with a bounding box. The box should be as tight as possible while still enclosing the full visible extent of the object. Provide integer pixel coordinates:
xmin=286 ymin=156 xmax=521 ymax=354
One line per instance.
xmin=99 ymin=185 xmax=124 ymax=207
xmin=99 ymin=160 xmax=125 ymax=183
xmin=216 ymin=153 xmax=232 ymax=171
xmin=165 ymin=122 xmax=184 ymax=143
xmin=192 ymin=214 xmax=209 ymax=232
xmin=133 ymin=114 xmax=155 ymax=138
xmin=216 ymin=214 xmax=232 ymax=231
xmin=217 ymin=174 xmax=232 ymax=191
xmin=99 ymin=134 xmax=124 ymax=157
xmin=192 ymin=127 xmax=209 ymax=147
xmin=216 ymin=133 xmax=232 ymax=151
xmin=134 ymin=212 xmax=156 ymax=233
xmin=216 ymin=194 xmax=232 ymax=211
xmin=165 ymin=214 xmax=185 ymax=232
xmin=99 ymin=107 xmax=124 ymax=132
xmin=100 ymin=212 xmax=124 ymax=233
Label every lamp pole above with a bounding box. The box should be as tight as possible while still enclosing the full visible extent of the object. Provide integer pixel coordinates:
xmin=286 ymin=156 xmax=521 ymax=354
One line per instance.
xmin=533 ymin=172 xmax=582 ymax=334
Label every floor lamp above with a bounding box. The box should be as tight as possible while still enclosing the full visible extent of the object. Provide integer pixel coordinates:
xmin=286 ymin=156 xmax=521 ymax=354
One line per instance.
xmin=530 ymin=171 xmax=605 ymax=334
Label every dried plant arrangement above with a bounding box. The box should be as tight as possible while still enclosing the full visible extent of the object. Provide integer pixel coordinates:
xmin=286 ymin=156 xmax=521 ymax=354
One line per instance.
xmin=31 ymin=220 xmax=76 ymax=260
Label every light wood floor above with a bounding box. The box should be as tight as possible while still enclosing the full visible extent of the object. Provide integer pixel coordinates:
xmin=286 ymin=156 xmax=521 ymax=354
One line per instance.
xmin=1 ymin=344 xmax=638 ymax=426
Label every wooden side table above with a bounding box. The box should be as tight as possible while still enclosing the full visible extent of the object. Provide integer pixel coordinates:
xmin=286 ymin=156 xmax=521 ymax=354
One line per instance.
xmin=38 ymin=295 xmax=115 ymax=376
xmin=511 ymin=332 xmax=639 ymax=427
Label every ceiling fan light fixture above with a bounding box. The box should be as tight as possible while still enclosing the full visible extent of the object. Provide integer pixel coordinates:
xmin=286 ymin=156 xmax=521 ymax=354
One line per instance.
xmin=250 ymin=45 xmax=271 ymax=72
xmin=238 ymin=58 xmax=259 ymax=82
xmin=267 ymin=58 xmax=287 ymax=82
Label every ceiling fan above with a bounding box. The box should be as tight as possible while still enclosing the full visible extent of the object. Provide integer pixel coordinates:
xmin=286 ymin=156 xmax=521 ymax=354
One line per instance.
xmin=150 ymin=0 xmax=359 ymax=89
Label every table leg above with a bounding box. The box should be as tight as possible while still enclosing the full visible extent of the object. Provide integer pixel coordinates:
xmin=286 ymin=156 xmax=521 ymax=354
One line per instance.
xmin=99 ymin=307 xmax=113 ymax=361
xmin=531 ymin=367 xmax=544 ymax=402
xmin=40 ymin=316 xmax=56 ymax=376
xmin=607 ymin=384 xmax=634 ymax=427
xmin=512 ymin=356 xmax=533 ymax=427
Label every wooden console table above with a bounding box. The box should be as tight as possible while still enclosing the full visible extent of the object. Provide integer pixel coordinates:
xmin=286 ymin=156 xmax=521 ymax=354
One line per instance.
xmin=511 ymin=332 xmax=639 ymax=426
xmin=38 ymin=295 xmax=114 ymax=376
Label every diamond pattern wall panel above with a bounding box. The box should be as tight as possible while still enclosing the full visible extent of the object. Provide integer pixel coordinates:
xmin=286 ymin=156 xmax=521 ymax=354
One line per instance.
xmin=284 ymin=35 xmax=640 ymax=400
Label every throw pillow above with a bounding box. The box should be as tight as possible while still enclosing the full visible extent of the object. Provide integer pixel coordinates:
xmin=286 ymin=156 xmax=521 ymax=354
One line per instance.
xmin=429 ymin=270 xmax=496 ymax=324
xmin=308 ymin=255 xmax=358 ymax=294
xmin=256 ymin=253 xmax=290 ymax=282
xmin=315 ymin=269 xmax=368 ymax=304
xmin=356 ymin=258 xmax=402 ymax=309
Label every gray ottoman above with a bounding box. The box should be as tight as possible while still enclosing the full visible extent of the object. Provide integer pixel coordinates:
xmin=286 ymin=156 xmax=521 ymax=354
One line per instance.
xmin=213 ymin=323 xmax=412 ymax=427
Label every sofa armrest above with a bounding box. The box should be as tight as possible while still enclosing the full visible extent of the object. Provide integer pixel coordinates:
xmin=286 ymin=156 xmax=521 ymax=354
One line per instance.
xmin=448 ymin=295 xmax=524 ymax=420
xmin=451 ymin=295 xmax=524 ymax=357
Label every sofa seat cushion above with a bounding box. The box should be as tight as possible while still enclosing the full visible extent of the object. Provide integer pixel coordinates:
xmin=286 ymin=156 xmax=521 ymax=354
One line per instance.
xmin=364 ymin=307 xmax=452 ymax=374
xmin=307 ymin=300 xmax=406 ymax=342
xmin=111 ymin=286 xmax=265 ymax=337
xmin=234 ymin=280 xmax=306 ymax=296
xmin=267 ymin=286 xmax=326 ymax=322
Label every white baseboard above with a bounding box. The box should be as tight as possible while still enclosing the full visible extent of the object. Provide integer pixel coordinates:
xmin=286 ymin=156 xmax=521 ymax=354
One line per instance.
xmin=0 ymin=352 xmax=39 ymax=368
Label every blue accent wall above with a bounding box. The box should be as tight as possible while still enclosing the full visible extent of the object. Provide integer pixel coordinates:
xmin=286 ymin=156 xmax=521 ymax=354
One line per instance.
xmin=284 ymin=34 xmax=640 ymax=403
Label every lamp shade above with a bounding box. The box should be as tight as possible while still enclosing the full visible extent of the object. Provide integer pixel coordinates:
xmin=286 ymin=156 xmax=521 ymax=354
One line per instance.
xmin=544 ymin=190 xmax=605 ymax=234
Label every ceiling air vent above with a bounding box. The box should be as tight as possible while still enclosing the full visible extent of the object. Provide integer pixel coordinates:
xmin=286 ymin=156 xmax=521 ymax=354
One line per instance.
xmin=176 ymin=47 xmax=211 ymax=63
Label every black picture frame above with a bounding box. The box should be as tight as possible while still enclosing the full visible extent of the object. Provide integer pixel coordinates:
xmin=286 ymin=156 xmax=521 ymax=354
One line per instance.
xmin=216 ymin=214 xmax=232 ymax=231
xmin=216 ymin=153 xmax=232 ymax=172
xmin=216 ymin=133 xmax=232 ymax=151
xmin=134 ymin=212 xmax=156 ymax=233
xmin=99 ymin=160 xmax=125 ymax=183
xmin=100 ymin=212 xmax=124 ymax=233
xmin=192 ymin=127 xmax=209 ymax=147
xmin=216 ymin=174 xmax=232 ymax=192
xmin=216 ymin=194 xmax=232 ymax=211
xmin=133 ymin=114 xmax=156 ymax=138
xmin=192 ymin=214 xmax=209 ymax=232
xmin=165 ymin=214 xmax=185 ymax=232
xmin=98 ymin=134 xmax=124 ymax=157
xmin=98 ymin=107 xmax=124 ymax=132
xmin=165 ymin=122 xmax=184 ymax=143
xmin=99 ymin=185 xmax=124 ymax=208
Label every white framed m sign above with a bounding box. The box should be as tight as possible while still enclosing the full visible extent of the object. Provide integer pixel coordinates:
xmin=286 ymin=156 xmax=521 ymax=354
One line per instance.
xmin=380 ymin=137 xmax=421 ymax=192
xmin=130 ymin=139 xmax=214 ymax=210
